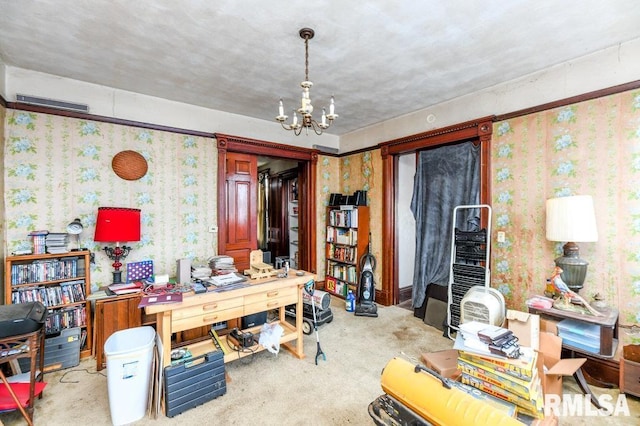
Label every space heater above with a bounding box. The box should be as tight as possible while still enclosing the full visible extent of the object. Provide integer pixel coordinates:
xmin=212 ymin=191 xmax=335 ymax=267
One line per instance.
xmin=460 ymin=287 xmax=506 ymax=327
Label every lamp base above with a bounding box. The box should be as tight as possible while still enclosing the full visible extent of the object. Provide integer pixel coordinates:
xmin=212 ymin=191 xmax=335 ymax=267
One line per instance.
xmin=555 ymin=242 xmax=589 ymax=293
xmin=112 ymin=270 xmax=124 ymax=285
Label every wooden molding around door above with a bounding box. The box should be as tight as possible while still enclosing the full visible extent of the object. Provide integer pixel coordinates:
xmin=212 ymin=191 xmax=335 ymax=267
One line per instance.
xmin=215 ymin=133 xmax=318 ymax=274
xmin=378 ymin=116 xmax=494 ymax=306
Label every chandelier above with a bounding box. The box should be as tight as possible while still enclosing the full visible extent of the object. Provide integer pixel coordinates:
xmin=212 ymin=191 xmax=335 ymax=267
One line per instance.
xmin=276 ymin=28 xmax=338 ymax=136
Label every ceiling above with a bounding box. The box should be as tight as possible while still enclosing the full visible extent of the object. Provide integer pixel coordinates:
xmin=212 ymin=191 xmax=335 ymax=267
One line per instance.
xmin=1 ymin=1 xmax=639 ymax=136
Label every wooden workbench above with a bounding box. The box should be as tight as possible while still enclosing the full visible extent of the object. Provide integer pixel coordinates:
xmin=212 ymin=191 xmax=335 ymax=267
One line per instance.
xmin=146 ymin=271 xmax=313 ymax=367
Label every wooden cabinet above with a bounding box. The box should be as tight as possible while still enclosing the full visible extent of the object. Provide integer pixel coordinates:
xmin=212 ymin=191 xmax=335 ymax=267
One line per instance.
xmin=5 ymin=250 xmax=92 ymax=358
xmin=325 ymin=205 xmax=369 ymax=298
xmin=94 ymin=293 xmax=156 ymax=371
xmin=621 ymin=345 xmax=640 ymax=397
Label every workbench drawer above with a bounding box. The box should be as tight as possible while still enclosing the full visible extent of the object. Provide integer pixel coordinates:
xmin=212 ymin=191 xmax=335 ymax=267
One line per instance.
xmin=171 ymin=297 xmax=243 ymax=321
xmin=173 ymin=306 xmax=244 ymax=332
xmin=244 ymin=287 xmax=298 ymax=306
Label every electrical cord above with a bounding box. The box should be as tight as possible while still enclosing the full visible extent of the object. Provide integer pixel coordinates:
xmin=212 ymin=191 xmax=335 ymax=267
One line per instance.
xmin=59 ymin=368 xmax=107 ymax=383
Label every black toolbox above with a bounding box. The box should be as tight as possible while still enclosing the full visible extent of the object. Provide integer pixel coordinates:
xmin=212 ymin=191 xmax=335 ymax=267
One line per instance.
xmin=164 ymin=350 xmax=226 ymax=417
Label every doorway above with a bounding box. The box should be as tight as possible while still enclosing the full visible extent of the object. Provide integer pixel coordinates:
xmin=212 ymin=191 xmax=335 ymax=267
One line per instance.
xmin=378 ymin=117 xmax=493 ymax=307
xmin=258 ymin=158 xmax=301 ymax=269
xmin=215 ymin=133 xmax=317 ymax=274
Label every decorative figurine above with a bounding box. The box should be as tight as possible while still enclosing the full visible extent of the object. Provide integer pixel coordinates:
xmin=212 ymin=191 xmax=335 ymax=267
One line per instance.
xmin=548 ymin=266 xmax=603 ymax=316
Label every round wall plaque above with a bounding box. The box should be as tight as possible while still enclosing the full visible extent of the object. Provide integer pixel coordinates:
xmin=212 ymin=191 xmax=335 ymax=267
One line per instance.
xmin=111 ymin=150 xmax=148 ymax=180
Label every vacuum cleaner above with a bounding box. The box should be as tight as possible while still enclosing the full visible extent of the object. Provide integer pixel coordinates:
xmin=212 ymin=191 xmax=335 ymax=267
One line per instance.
xmin=355 ymin=233 xmax=378 ymax=317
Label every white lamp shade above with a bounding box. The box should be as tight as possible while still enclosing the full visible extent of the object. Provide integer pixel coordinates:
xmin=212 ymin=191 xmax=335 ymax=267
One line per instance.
xmin=546 ymin=195 xmax=598 ymax=242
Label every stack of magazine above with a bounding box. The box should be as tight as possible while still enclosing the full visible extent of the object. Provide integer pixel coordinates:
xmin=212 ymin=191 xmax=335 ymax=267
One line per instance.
xmin=208 ymin=255 xmax=238 ymax=275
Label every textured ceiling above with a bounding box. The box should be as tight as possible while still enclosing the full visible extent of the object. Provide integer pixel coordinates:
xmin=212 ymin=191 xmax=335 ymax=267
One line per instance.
xmin=1 ymin=1 xmax=639 ymax=135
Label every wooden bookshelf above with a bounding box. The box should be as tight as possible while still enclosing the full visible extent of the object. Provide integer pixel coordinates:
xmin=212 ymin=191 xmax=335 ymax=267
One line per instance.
xmin=5 ymin=250 xmax=93 ymax=359
xmin=325 ymin=205 xmax=369 ymax=298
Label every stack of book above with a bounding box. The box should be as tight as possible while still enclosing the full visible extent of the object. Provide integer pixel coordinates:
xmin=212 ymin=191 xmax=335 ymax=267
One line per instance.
xmin=45 ymin=233 xmax=69 ymax=254
xmin=107 ymin=281 xmax=143 ymax=295
xmin=454 ymin=322 xmax=543 ymax=419
xmin=191 ymin=264 xmax=212 ymax=280
xmin=208 ymin=255 xmax=237 ymax=275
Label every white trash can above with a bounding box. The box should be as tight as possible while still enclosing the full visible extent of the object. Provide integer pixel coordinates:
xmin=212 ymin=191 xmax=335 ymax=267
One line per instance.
xmin=104 ymin=326 xmax=156 ymax=426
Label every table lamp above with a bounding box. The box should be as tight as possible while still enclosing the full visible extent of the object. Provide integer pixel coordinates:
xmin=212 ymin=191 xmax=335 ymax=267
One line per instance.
xmin=94 ymin=207 xmax=141 ymax=284
xmin=545 ymin=195 xmax=598 ymax=293
xmin=66 ymin=218 xmax=84 ymax=251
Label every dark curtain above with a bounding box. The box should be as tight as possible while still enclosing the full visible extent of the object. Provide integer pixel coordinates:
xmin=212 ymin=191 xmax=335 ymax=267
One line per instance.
xmin=410 ymin=141 xmax=480 ymax=312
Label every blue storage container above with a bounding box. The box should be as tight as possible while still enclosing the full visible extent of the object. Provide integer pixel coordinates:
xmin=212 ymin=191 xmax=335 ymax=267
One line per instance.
xmin=557 ymin=318 xmax=600 ymax=354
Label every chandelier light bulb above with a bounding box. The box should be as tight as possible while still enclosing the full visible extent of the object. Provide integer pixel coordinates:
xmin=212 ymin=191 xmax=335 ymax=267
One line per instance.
xmin=275 ymin=27 xmax=338 ymax=136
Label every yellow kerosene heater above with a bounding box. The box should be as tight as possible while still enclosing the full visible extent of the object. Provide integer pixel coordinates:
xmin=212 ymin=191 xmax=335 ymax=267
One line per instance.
xmin=378 ymin=357 xmax=523 ymax=426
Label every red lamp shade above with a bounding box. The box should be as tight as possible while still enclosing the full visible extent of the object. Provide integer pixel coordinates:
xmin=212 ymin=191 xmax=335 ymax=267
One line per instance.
xmin=94 ymin=207 xmax=141 ymax=242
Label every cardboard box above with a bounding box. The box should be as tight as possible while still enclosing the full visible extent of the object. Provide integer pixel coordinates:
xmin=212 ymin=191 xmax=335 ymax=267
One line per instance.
xmin=540 ymin=318 xmax=558 ymax=334
xmin=457 ymin=356 xmax=540 ymax=400
xmin=456 ymin=330 xmax=584 ymax=422
xmin=421 ymin=349 xmax=460 ymax=380
xmin=460 ymin=372 xmax=544 ymax=418
xmin=457 ymin=346 xmax=537 ymax=381
xmin=507 ymin=310 xmax=540 ymax=350
xmin=538 ymin=331 xmax=586 ymax=399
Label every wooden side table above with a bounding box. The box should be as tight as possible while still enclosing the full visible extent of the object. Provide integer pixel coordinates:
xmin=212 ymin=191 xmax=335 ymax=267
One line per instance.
xmin=528 ymin=305 xmax=620 ymax=408
xmin=0 ymin=328 xmax=45 ymax=426
xmin=528 ymin=305 xmax=619 ymax=358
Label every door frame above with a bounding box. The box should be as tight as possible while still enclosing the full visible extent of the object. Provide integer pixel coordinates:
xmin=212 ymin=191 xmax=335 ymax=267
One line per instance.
xmin=378 ymin=116 xmax=494 ymax=306
xmin=216 ymin=133 xmax=318 ymax=273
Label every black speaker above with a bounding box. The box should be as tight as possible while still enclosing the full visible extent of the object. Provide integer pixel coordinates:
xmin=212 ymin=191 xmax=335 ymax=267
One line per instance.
xmin=241 ymin=311 xmax=267 ymax=329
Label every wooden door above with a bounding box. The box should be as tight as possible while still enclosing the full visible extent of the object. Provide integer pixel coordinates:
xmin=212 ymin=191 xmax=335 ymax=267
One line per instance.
xmin=216 ymin=133 xmax=317 ymax=274
xmin=267 ymin=174 xmax=286 ymax=258
xmin=222 ymin=152 xmax=257 ymax=272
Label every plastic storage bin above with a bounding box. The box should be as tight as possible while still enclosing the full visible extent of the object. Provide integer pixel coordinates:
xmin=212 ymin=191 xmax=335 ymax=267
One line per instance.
xmin=104 ymin=326 xmax=156 ymax=426
xmin=18 ymin=327 xmax=81 ymax=373
xmin=557 ymin=318 xmax=600 ymax=354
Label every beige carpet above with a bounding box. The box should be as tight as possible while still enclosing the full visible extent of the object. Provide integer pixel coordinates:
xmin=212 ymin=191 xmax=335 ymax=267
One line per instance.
xmin=1 ymin=299 xmax=639 ymax=425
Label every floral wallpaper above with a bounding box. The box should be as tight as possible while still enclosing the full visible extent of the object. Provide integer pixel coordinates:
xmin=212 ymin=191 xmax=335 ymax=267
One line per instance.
xmin=316 ymin=150 xmax=383 ymax=291
xmin=4 ymin=111 xmax=217 ymax=291
xmin=491 ymin=89 xmax=640 ymax=344
xmin=0 ymin=103 xmax=5 ymax=295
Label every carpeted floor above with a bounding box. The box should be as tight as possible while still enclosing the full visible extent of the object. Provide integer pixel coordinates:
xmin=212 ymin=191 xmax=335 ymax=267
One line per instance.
xmin=1 ymin=298 xmax=638 ymax=425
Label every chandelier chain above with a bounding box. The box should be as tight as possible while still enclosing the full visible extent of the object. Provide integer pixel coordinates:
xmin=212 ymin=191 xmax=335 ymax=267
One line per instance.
xmin=304 ymin=35 xmax=310 ymax=82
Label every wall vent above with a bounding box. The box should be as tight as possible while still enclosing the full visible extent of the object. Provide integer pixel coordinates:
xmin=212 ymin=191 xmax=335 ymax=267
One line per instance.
xmin=16 ymin=94 xmax=90 ymax=113
xmin=312 ymin=144 xmax=339 ymax=154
